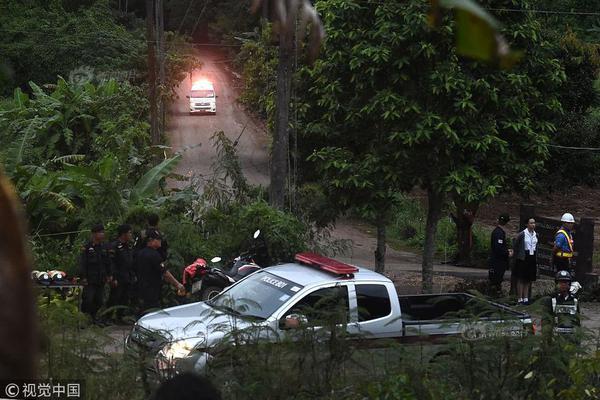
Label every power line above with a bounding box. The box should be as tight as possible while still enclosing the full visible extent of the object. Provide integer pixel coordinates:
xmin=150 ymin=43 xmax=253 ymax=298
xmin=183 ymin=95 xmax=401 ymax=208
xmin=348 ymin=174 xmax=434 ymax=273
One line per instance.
xmin=485 ymin=7 xmax=600 ymax=17
xmin=33 ymin=229 xmax=89 ymax=238
xmin=348 ymin=0 xmax=600 ymax=16
xmin=548 ymin=144 xmax=600 ymax=152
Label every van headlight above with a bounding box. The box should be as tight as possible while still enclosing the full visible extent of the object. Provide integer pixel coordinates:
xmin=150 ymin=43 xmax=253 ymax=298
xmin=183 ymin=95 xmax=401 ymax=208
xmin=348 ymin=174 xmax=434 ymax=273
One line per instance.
xmin=160 ymin=337 xmax=205 ymax=360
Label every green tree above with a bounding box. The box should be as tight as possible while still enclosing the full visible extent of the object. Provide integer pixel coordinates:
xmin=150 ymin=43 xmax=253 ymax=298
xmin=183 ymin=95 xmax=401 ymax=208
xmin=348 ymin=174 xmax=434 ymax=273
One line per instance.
xmin=303 ymin=0 xmax=564 ymax=290
xmin=541 ymin=32 xmax=600 ymax=188
xmin=0 ymin=0 xmax=146 ymax=95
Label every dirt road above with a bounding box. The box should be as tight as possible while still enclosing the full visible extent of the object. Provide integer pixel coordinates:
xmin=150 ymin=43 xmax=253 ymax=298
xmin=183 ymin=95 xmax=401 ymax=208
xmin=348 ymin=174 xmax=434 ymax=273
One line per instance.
xmin=167 ymin=50 xmax=269 ymax=190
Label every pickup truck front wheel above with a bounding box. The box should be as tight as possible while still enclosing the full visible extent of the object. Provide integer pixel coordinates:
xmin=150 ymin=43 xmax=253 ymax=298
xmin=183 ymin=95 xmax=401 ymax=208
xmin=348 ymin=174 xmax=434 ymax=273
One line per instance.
xmin=201 ymin=286 xmax=223 ymax=301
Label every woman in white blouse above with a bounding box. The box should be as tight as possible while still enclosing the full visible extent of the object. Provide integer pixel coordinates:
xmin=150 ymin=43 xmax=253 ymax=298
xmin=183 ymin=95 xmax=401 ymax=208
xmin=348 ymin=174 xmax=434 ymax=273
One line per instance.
xmin=513 ymin=218 xmax=538 ymax=305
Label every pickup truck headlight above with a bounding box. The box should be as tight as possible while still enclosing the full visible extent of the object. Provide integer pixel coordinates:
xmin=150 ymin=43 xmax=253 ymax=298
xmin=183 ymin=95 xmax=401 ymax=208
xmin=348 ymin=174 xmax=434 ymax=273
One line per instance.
xmin=160 ymin=337 xmax=205 ymax=360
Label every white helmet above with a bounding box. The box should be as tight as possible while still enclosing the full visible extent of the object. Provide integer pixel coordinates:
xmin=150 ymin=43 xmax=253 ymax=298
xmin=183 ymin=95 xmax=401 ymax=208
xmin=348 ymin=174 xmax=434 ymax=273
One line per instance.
xmin=561 ymin=213 xmax=575 ymax=223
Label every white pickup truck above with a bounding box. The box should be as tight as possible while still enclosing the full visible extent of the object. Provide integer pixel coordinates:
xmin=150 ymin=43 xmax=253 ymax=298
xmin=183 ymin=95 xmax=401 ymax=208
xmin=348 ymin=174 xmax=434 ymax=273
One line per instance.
xmin=126 ymin=253 xmax=533 ymax=379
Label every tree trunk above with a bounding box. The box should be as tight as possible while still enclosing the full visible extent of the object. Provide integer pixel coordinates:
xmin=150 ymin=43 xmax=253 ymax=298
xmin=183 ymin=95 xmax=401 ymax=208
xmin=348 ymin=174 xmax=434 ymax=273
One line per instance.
xmin=374 ymin=211 xmax=386 ymax=273
xmin=422 ymin=187 xmax=444 ymax=293
xmin=269 ymin=26 xmax=294 ymax=209
xmin=452 ymin=199 xmax=479 ymax=266
xmin=145 ymin=0 xmax=159 ymax=145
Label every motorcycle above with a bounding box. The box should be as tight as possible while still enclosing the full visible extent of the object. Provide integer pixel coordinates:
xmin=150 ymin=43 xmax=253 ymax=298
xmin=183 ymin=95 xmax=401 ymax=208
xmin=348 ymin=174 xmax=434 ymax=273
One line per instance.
xmin=182 ymin=230 xmax=264 ymax=301
xmin=182 ymin=257 xmax=231 ymax=301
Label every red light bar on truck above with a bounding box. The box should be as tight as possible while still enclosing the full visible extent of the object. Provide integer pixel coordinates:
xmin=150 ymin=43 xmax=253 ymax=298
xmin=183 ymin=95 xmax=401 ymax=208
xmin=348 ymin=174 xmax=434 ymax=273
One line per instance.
xmin=294 ymin=252 xmax=359 ymax=276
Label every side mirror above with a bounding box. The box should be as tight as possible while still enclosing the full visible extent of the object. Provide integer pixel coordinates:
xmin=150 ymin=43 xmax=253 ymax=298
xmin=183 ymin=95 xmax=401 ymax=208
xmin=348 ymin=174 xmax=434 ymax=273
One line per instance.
xmin=253 ymin=230 xmax=261 ymax=239
xmin=280 ymin=313 xmax=308 ymax=330
xmin=211 ymin=256 xmax=222 ymax=263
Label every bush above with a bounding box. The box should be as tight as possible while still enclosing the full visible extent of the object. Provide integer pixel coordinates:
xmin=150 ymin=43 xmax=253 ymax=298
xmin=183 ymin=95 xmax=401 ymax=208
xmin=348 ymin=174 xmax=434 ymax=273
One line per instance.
xmin=201 ymin=200 xmax=309 ymax=267
xmin=38 ymin=295 xmax=145 ymax=399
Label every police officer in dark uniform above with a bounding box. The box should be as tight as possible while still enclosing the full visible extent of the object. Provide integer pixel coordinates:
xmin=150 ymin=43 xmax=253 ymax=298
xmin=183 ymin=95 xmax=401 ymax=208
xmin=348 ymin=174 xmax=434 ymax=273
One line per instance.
xmin=79 ymin=224 xmax=111 ymax=321
xmin=107 ymin=224 xmax=135 ymax=320
xmin=489 ymin=214 xmax=513 ymax=292
xmin=135 ymin=229 xmax=184 ymax=314
xmin=136 ymin=213 xmax=169 ymax=262
xmin=545 ymin=270 xmax=580 ymax=336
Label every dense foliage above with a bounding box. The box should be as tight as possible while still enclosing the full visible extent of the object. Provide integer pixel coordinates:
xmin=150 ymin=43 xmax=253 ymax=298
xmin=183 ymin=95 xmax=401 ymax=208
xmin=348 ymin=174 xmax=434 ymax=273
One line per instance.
xmin=0 ymin=0 xmax=146 ymax=95
xmin=543 ymin=32 xmax=600 ymax=187
xmin=0 ymin=79 xmax=152 ymax=233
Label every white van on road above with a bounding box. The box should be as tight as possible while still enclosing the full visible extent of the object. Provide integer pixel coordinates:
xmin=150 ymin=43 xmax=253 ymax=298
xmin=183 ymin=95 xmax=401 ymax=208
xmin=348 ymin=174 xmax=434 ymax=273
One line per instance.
xmin=187 ymin=80 xmax=216 ymax=114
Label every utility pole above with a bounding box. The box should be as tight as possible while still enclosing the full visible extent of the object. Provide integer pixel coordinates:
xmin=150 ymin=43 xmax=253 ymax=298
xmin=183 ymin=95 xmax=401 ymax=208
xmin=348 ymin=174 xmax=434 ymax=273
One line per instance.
xmin=270 ymin=23 xmax=294 ymax=210
xmin=146 ymin=0 xmax=159 ymax=145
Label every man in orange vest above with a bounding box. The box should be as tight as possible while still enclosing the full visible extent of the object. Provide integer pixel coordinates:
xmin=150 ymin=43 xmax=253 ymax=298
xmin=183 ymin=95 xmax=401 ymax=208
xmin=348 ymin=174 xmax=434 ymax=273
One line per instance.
xmin=553 ymin=213 xmax=575 ymax=276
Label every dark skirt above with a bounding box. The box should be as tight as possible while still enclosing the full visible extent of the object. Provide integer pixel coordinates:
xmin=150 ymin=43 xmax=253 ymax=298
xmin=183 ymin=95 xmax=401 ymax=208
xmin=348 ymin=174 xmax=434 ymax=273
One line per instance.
xmin=514 ymin=254 xmax=537 ymax=282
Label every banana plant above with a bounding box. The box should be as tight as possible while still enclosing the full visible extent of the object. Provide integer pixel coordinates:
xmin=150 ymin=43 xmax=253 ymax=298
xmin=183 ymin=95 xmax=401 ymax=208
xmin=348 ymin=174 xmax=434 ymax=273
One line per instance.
xmin=127 ymin=153 xmax=183 ymax=206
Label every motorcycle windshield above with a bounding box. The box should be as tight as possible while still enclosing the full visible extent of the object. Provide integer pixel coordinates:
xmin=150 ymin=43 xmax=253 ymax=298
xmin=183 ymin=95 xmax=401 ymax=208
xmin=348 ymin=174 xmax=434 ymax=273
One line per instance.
xmin=208 ymin=271 xmax=303 ymax=320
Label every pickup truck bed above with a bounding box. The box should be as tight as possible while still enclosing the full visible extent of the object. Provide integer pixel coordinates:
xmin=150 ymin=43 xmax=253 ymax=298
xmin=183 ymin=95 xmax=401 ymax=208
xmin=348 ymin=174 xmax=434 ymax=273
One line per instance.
xmin=397 ymin=293 xmax=531 ymax=340
xmin=399 ymin=293 xmax=527 ymax=321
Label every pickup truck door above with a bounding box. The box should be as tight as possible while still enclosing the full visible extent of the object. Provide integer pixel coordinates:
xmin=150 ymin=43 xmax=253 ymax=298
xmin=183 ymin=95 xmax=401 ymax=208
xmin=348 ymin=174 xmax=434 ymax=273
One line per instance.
xmin=275 ymin=283 xmax=351 ymax=335
xmin=346 ymin=282 xmax=403 ymax=339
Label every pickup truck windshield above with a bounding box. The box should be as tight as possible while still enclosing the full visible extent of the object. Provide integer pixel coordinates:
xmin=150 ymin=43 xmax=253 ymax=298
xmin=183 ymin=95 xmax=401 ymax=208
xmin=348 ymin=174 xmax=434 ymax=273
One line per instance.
xmin=191 ymin=90 xmax=214 ymax=98
xmin=209 ymin=271 xmax=303 ymax=320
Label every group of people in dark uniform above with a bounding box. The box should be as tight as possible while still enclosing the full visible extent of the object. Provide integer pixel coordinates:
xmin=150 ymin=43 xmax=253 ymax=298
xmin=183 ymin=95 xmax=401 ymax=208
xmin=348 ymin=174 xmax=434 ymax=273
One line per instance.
xmin=79 ymin=214 xmax=184 ymax=324
xmin=488 ymin=212 xmax=581 ymax=336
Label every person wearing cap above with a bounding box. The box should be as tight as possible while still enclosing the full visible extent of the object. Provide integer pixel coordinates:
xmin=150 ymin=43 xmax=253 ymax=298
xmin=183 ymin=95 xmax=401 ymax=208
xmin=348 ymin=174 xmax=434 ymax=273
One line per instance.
xmin=135 ymin=229 xmax=185 ymax=314
xmin=136 ymin=213 xmax=169 ymax=262
xmin=107 ymin=224 xmax=135 ymax=321
xmin=488 ymin=214 xmax=513 ymax=292
xmin=79 ymin=223 xmax=112 ymax=322
xmin=544 ymin=270 xmax=580 ymax=336
xmin=553 ymin=213 xmax=575 ymax=276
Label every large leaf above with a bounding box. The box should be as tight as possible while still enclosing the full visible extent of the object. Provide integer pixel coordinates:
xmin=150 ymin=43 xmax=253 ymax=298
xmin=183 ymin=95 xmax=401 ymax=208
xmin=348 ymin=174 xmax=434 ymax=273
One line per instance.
xmin=13 ymin=88 xmax=28 ymax=109
xmin=129 ymin=154 xmax=182 ymax=204
xmin=98 ymin=156 xmax=116 ymax=181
